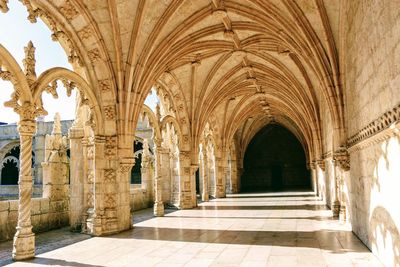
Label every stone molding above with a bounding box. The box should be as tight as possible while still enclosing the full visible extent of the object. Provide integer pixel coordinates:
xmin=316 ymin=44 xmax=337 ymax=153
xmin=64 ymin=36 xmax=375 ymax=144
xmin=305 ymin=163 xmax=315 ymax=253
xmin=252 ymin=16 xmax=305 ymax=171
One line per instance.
xmin=348 ymin=103 xmax=400 ymax=152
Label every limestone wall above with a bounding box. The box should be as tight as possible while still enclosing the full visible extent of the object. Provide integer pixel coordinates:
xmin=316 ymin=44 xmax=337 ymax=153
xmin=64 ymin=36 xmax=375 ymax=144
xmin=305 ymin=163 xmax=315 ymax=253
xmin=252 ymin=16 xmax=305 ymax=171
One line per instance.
xmin=0 ymin=197 xmax=69 ymax=241
xmin=343 ymin=1 xmax=400 ymax=266
xmin=129 ymin=185 xmax=153 ymax=212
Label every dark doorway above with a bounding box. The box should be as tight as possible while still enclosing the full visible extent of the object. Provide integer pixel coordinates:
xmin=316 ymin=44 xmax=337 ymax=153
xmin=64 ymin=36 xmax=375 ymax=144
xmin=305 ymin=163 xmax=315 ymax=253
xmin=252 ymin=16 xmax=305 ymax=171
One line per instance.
xmin=195 ymin=169 xmax=200 ymax=194
xmin=241 ymin=124 xmax=310 ymax=192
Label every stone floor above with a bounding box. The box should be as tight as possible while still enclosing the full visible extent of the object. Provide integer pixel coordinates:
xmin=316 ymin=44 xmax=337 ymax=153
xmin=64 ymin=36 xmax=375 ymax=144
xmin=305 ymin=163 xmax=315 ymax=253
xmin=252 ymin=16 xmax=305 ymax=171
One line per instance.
xmin=1 ymin=192 xmax=383 ymax=267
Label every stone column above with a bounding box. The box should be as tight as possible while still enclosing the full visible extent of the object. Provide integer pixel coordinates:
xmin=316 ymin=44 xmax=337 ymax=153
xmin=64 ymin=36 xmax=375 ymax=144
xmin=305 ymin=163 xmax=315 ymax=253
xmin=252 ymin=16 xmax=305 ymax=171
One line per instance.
xmin=331 ymin=158 xmax=340 ymax=218
xmin=33 ymin=120 xmax=46 ymax=185
xmin=316 ymin=159 xmax=326 ymax=200
xmin=334 ymin=148 xmax=350 ymax=222
xmin=230 ymin=157 xmax=238 ymax=193
xmin=141 ymin=139 xmax=153 ymax=202
xmin=12 ymin=118 xmax=36 ymax=260
xmin=309 ymin=161 xmax=317 ymax=195
xmin=68 ymin=126 xmax=84 ymax=231
xmin=189 ymin=165 xmax=198 ymax=207
xmin=201 ymin=150 xmax=209 ymax=202
xmin=42 ymin=113 xmax=69 ymax=229
xmin=215 ymin=158 xmax=226 ymax=198
xmin=87 ymin=136 xmax=107 ymax=236
xmin=153 ymin=140 xmax=164 ymax=216
xmin=179 ymin=151 xmax=193 ymax=209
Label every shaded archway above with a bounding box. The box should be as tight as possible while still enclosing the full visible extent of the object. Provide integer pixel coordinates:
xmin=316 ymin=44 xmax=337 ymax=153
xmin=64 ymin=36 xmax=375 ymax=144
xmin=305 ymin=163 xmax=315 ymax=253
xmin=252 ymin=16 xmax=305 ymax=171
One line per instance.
xmin=241 ymin=124 xmax=310 ymax=192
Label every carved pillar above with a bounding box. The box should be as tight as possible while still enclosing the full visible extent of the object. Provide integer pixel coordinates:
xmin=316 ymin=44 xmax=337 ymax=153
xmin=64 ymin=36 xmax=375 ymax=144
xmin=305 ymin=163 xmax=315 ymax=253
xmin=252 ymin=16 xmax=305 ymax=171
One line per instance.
xmin=87 ymin=136 xmax=116 ymax=236
xmin=153 ymin=140 xmax=164 ymax=216
xmin=12 ymin=118 xmax=36 ymax=260
xmin=334 ymin=148 xmax=350 ymax=222
xmin=69 ymin=126 xmax=84 ymax=231
xmin=200 ymin=149 xmax=209 ymax=202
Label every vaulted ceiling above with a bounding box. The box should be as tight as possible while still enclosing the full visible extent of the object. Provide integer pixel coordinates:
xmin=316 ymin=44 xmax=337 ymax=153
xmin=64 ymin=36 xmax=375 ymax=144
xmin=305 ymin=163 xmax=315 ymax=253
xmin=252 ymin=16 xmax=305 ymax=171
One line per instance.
xmin=12 ymin=0 xmax=344 ymax=159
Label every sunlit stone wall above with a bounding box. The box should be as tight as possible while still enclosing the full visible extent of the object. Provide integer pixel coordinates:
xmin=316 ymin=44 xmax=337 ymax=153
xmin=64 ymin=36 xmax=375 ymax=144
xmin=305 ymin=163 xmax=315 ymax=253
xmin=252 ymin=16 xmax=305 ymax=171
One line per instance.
xmin=344 ymin=1 xmax=400 ymax=266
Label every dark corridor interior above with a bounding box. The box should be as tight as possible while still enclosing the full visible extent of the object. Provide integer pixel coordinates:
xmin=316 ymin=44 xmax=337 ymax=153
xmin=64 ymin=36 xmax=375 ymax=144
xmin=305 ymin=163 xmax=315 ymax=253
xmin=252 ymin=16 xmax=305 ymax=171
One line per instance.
xmin=241 ymin=124 xmax=310 ymax=192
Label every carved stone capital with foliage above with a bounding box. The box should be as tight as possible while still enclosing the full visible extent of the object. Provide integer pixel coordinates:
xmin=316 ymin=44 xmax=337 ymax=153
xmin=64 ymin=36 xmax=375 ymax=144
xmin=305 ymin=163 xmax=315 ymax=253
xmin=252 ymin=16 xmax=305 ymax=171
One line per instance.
xmin=333 ymin=147 xmax=350 ymax=171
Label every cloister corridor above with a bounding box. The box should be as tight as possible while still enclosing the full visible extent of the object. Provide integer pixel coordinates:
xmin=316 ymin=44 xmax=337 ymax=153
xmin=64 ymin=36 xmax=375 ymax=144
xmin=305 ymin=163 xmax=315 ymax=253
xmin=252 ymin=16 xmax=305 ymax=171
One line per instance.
xmin=0 ymin=192 xmax=382 ymax=267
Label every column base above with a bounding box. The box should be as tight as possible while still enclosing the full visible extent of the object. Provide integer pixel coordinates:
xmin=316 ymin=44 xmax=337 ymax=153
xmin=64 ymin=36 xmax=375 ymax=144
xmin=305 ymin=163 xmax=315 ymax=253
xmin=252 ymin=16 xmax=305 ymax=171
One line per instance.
xmin=202 ymin=194 xmax=209 ymax=202
xmin=339 ymin=205 xmax=347 ymax=222
xmin=12 ymin=230 xmax=35 ymax=261
xmin=331 ymin=201 xmax=340 ymax=218
xmin=154 ymin=202 xmax=164 ymax=217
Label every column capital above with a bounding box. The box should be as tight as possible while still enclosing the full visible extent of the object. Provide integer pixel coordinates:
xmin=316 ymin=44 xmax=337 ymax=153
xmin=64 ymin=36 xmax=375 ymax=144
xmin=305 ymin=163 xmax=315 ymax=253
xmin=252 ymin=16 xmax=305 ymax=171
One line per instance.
xmin=333 ymin=147 xmax=350 ymax=171
xmin=18 ymin=119 xmax=36 ymax=136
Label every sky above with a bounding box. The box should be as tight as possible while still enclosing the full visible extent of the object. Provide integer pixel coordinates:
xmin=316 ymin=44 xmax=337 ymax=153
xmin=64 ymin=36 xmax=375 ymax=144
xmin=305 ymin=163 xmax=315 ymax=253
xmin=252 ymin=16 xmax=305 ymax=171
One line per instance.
xmin=0 ymin=1 xmax=74 ymax=123
xmin=0 ymin=1 xmax=157 ymax=124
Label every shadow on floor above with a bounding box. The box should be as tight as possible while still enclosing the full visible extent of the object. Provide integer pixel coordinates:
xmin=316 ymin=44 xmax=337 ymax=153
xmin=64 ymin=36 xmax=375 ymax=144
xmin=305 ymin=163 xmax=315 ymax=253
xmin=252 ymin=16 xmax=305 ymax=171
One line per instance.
xmin=23 ymin=257 xmax=104 ymax=267
xmin=196 ymin=204 xmax=329 ymax=211
xmin=0 ymin=228 xmax=91 ymax=266
xmin=109 ymin=226 xmax=369 ymax=254
xmin=163 ymin=215 xmax=336 ymax=221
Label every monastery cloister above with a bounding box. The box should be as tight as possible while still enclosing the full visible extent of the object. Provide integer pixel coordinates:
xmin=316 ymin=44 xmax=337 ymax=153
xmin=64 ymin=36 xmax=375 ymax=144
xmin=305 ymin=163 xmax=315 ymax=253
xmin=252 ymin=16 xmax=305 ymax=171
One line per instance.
xmin=0 ymin=0 xmax=399 ymax=266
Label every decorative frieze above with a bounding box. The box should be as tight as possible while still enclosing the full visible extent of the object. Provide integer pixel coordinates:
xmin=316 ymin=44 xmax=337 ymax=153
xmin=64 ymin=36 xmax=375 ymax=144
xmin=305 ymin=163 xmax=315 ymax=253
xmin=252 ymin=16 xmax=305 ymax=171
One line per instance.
xmin=348 ymin=103 xmax=400 ymax=150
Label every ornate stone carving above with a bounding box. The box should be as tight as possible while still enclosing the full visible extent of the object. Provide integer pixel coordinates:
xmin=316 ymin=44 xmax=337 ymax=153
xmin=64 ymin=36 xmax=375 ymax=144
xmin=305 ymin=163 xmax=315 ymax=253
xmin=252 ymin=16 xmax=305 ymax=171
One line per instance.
xmin=104 ymin=194 xmax=117 ymax=208
xmin=59 ymin=0 xmax=79 ymax=21
xmin=19 ymin=1 xmax=82 ymax=65
xmin=99 ymin=79 xmax=111 ymax=92
xmin=23 ymin=41 xmax=36 ymax=86
xmin=77 ymin=26 xmax=92 ymax=40
xmin=348 ymin=103 xmax=400 ymax=148
xmin=87 ymin=48 xmax=101 ymax=63
xmin=333 ymin=147 xmax=350 ymax=171
xmin=87 ymin=170 xmax=94 ymax=183
xmin=104 ymin=106 xmax=116 ymax=120
xmin=0 ymin=0 xmax=9 ymax=13
xmin=105 ymin=136 xmax=117 ymax=158
xmin=104 ymin=169 xmax=116 ymax=183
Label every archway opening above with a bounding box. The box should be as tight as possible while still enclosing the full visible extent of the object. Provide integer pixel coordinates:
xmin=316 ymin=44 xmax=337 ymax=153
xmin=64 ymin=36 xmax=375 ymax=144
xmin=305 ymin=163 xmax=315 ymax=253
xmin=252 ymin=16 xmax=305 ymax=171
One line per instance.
xmin=241 ymin=124 xmax=310 ymax=192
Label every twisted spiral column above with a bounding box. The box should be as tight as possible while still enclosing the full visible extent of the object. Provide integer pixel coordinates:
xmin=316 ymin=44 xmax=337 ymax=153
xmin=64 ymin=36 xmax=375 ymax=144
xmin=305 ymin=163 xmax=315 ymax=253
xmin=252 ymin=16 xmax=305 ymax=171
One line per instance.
xmin=12 ymin=119 xmax=36 ymax=260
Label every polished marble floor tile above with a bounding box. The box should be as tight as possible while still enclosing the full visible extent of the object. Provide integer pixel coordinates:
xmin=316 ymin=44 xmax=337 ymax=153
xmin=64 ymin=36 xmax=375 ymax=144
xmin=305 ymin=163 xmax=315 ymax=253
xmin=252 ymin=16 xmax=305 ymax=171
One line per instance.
xmin=1 ymin=191 xmax=384 ymax=266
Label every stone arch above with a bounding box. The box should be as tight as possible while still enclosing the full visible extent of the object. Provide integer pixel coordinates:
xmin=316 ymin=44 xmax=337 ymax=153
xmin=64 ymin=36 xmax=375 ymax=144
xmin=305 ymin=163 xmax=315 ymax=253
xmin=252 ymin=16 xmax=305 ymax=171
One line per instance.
xmin=0 ymin=44 xmax=33 ymax=107
xmin=33 ymin=67 xmax=104 ymax=135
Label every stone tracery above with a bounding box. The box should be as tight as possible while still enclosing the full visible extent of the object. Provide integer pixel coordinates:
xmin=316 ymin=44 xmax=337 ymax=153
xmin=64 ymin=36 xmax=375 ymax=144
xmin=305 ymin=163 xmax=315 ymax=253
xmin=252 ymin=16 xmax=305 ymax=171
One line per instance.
xmin=0 ymin=1 xmax=398 ymax=266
